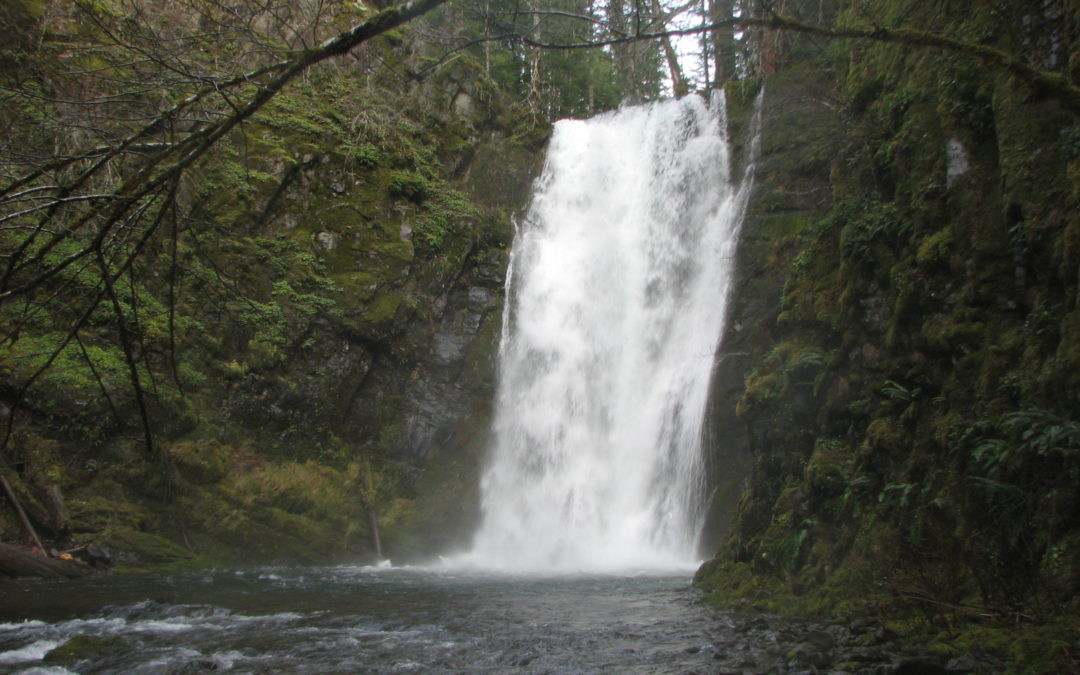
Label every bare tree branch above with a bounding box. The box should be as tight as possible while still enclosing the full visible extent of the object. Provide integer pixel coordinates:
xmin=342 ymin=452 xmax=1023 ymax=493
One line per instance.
xmin=0 ymin=0 xmax=454 ymax=460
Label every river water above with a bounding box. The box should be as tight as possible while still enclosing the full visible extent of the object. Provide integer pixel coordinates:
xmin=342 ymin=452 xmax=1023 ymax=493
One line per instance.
xmin=0 ymin=565 xmax=799 ymax=674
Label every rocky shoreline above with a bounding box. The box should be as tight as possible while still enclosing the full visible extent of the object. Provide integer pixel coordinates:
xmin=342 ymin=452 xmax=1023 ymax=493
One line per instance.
xmin=707 ymin=613 xmax=1001 ymax=675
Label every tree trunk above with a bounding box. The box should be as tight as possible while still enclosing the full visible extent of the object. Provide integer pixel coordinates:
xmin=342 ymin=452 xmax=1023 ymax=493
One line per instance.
xmin=44 ymin=484 xmax=71 ymax=539
xmin=0 ymin=475 xmax=45 ymax=553
xmin=649 ymin=0 xmax=688 ymax=96
xmin=709 ymin=0 xmax=736 ymax=84
xmin=608 ymin=0 xmax=640 ymax=103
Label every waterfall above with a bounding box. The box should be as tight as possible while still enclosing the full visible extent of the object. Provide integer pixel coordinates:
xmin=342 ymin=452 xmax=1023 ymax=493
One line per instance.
xmin=464 ymin=92 xmax=754 ymax=573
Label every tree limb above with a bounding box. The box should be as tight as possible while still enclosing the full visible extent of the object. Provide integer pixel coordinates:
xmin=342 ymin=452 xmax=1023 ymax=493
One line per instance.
xmin=0 ymin=0 xmax=453 ymax=303
xmin=761 ymin=11 xmax=1080 ymax=114
xmin=504 ymin=9 xmax=1080 ymax=114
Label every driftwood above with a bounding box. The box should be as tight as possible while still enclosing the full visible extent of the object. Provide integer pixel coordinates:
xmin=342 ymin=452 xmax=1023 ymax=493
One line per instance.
xmin=0 ymin=542 xmax=86 ymax=578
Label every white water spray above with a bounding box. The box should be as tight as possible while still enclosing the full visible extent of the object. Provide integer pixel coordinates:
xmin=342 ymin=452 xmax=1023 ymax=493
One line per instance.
xmin=463 ymin=92 xmax=754 ymax=573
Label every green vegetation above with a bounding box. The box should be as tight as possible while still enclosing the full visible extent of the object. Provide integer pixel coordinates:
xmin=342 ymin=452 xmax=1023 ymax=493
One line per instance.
xmin=696 ymin=0 xmax=1080 ymax=670
xmin=0 ymin=0 xmax=558 ymax=568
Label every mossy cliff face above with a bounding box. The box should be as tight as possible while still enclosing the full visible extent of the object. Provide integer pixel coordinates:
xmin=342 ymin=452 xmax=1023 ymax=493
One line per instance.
xmin=697 ymin=0 xmax=1080 ymax=667
xmin=0 ymin=21 xmax=547 ymax=568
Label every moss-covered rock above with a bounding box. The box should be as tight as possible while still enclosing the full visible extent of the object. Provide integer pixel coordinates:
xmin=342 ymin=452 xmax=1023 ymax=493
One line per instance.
xmin=44 ymin=634 xmax=127 ymax=665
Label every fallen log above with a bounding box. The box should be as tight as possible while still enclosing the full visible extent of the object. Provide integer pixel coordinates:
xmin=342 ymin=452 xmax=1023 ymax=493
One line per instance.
xmin=0 ymin=542 xmax=86 ymax=578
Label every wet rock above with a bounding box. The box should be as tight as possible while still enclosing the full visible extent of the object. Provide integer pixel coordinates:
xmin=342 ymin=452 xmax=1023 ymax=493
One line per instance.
xmin=736 ymin=616 xmax=770 ymax=633
xmin=826 ymin=623 xmax=853 ymax=645
xmin=467 ymin=286 xmax=498 ymax=311
xmin=760 ymin=629 xmax=781 ymax=643
xmin=855 ymin=633 xmax=879 ymax=647
xmin=176 ymin=659 xmax=221 ymax=671
xmin=846 ymin=648 xmax=889 ymax=664
xmin=472 ymin=249 xmax=507 ymax=287
xmin=793 ymin=642 xmax=832 ymax=669
xmin=804 ymin=628 xmax=836 ymax=651
xmin=398 ymin=377 xmax=468 ymax=462
xmin=432 ymin=333 xmax=469 ymax=367
xmin=946 ymin=138 xmax=970 ymax=187
xmin=315 ymin=231 xmax=340 ymax=250
xmin=945 ymin=657 xmax=979 ymax=673
xmin=463 ymin=287 xmax=499 ymax=334
xmin=462 ymin=311 xmax=484 ymax=334
xmin=850 ymin=623 xmax=898 ymax=647
xmin=874 ymin=626 xmax=898 ymax=644
xmin=893 ymin=654 xmax=947 ymax=674
xmin=452 ymin=91 xmax=478 ymax=122
xmin=44 ymin=634 xmax=127 ymax=664
xmin=81 ymin=542 xmax=113 ymax=567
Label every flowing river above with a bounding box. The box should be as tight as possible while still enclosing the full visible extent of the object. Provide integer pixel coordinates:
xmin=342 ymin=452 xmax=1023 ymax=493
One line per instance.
xmin=0 ymin=565 xmax=808 ymax=674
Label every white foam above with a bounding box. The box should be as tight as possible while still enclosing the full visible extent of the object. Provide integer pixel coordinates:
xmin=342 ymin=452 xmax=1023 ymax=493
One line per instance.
xmin=0 ymin=620 xmax=46 ymax=632
xmin=0 ymin=639 xmax=60 ymax=664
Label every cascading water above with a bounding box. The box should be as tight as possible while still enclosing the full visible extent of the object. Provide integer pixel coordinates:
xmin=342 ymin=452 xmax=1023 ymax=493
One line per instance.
xmin=464 ymin=92 xmax=754 ymax=573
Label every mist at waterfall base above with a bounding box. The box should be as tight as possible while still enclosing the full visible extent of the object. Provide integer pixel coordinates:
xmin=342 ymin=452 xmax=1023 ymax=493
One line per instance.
xmin=455 ymin=91 xmax=750 ymax=574
xmin=0 ymin=94 xmax=758 ymax=674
